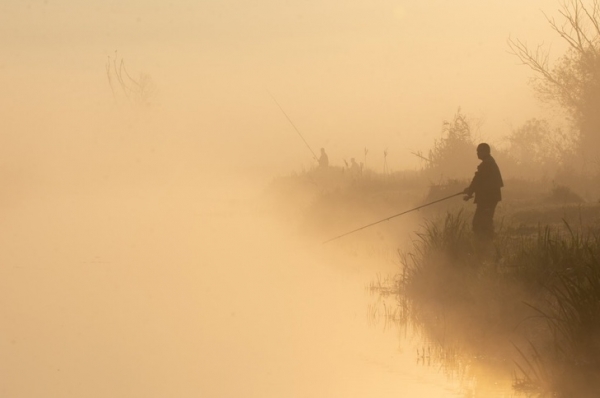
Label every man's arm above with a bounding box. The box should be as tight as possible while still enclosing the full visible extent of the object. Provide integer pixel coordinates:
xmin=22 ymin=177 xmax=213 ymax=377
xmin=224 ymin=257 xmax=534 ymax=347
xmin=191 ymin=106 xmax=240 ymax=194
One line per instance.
xmin=463 ymin=163 xmax=484 ymax=200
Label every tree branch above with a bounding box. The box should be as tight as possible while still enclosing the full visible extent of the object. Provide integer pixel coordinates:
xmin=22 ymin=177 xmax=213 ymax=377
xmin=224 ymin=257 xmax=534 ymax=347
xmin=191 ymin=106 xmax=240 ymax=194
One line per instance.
xmin=508 ymin=37 xmax=579 ymax=108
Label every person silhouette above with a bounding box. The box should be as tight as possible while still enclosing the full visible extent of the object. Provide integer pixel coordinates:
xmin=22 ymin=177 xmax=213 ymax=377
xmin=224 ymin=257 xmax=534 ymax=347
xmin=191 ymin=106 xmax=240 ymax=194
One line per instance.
xmin=463 ymin=143 xmax=504 ymax=241
xmin=318 ymin=148 xmax=329 ymax=169
xmin=350 ymin=158 xmax=361 ymax=179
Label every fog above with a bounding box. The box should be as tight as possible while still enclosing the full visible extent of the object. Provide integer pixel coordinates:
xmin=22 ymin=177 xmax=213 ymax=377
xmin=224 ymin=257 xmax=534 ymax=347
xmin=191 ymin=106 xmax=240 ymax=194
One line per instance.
xmin=2 ymin=175 xmax=478 ymax=397
xmin=3 ymin=0 xmax=566 ymax=175
xmin=1 ymin=1 xmax=570 ymax=396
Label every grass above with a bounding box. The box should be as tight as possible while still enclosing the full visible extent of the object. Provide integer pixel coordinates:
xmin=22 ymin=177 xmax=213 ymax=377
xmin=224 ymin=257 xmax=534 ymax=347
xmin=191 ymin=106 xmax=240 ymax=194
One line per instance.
xmin=383 ymin=212 xmax=600 ymax=397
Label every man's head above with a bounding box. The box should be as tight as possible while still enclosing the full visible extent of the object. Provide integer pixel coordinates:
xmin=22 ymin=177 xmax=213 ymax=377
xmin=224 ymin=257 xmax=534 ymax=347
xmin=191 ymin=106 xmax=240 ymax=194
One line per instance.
xmin=476 ymin=143 xmax=491 ymax=160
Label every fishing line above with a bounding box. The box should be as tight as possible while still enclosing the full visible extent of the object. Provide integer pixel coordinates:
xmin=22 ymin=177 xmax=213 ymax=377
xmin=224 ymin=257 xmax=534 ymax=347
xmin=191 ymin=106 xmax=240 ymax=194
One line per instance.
xmin=266 ymin=89 xmax=319 ymax=161
xmin=322 ymin=191 xmax=464 ymax=244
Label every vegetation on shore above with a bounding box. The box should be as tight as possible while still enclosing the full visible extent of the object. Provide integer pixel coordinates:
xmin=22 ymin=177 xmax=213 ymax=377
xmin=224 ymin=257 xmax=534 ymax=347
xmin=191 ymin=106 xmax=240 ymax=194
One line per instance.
xmin=376 ymin=210 xmax=600 ymax=397
xmin=267 ymin=162 xmax=600 ymax=397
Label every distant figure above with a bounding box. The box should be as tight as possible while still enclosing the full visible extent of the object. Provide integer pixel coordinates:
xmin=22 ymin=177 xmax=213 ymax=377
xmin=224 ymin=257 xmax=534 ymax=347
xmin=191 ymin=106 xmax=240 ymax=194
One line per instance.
xmin=350 ymin=158 xmax=361 ymax=179
xmin=463 ymin=143 xmax=504 ymax=241
xmin=318 ymin=148 xmax=329 ymax=169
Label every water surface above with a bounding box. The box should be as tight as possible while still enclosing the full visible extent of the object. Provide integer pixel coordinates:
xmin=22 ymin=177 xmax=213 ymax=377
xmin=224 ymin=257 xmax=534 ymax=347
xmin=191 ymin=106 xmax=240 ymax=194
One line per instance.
xmin=1 ymin=177 xmax=517 ymax=397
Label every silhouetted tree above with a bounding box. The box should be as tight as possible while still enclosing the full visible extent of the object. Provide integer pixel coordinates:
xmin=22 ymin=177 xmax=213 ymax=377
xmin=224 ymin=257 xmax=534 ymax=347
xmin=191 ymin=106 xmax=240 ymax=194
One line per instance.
xmin=503 ymin=118 xmax=575 ymax=179
xmin=508 ymin=0 xmax=600 ymax=168
xmin=425 ymin=108 xmax=477 ymax=180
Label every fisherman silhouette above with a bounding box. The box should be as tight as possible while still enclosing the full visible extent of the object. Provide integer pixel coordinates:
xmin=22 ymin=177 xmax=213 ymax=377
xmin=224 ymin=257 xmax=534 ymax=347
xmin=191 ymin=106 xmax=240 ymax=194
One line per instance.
xmin=350 ymin=157 xmax=360 ymax=179
xmin=318 ymin=148 xmax=329 ymax=169
xmin=463 ymin=143 xmax=504 ymax=242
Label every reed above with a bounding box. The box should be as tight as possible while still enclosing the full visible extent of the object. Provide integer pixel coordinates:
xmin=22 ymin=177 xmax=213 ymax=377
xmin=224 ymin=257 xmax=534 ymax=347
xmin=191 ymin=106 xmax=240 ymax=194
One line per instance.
xmin=512 ymin=227 xmax=600 ymax=396
xmin=399 ymin=210 xmax=479 ymax=304
xmin=385 ymin=212 xmax=600 ymax=396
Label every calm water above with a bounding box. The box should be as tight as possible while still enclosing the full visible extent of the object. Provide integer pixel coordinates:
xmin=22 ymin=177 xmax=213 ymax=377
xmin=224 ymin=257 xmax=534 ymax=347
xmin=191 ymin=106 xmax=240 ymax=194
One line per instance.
xmin=0 ymin=177 xmax=518 ymax=397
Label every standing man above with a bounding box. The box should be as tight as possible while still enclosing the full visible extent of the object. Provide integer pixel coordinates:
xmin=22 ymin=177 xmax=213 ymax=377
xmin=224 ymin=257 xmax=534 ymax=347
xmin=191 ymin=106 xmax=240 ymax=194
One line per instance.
xmin=350 ymin=158 xmax=361 ymax=179
xmin=463 ymin=143 xmax=504 ymax=241
xmin=318 ymin=148 xmax=329 ymax=169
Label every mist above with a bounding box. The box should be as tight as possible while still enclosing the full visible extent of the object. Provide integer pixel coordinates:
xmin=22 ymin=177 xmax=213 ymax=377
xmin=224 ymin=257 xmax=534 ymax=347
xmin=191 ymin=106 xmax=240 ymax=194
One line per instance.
xmin=2 ymin=0 xmax=588 ymax=397
xmin=2 ymin=0 xmax=564 ymax=177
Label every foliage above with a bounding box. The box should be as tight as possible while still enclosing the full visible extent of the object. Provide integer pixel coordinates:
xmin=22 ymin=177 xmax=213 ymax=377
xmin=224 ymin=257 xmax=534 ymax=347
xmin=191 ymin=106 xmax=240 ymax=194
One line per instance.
xmin=501 ymin=118 xmax=576 ymax=179
xmin=506 ymin=225 xmax=600 ymax=396
xmin=423 ymin=108 xmax=477 ymax=181
xmin=387 ymin=212 xmax=600 ymax=397
xmin=546 ymin=183 xmax=585 ymax=203
xmin=399 ymin=211 xmax=476 ymax=300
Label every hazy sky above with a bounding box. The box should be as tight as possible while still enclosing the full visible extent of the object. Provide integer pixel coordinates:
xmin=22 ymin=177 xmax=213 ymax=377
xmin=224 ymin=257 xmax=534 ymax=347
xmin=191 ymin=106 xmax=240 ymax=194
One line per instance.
xmin=2 ymin=0 xmax=569 ymax=177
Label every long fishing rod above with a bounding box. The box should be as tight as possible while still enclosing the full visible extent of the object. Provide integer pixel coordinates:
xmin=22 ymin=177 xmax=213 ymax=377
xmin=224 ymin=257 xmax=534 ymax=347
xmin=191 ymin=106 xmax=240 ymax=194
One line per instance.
xmin=267 ymin=89 xmax=319 ymax=161
xmin=322 ymin=191 xmax=464 ymax=244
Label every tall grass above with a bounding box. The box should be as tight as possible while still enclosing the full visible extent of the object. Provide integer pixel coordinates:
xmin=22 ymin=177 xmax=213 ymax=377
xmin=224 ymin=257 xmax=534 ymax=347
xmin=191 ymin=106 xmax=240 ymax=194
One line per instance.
xmin=510 ymin=227 xmax=600 ymax=396
xmin=380 ymin=211 xmax=600 ymax=397
xmin=400 ymin=211 xmax=478 ymax=303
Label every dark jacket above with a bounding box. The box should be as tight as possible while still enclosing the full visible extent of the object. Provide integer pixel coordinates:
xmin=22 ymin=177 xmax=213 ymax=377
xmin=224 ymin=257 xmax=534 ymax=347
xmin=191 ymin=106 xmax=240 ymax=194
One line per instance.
xmin=466 ymin=155 xmax=503 ymax=204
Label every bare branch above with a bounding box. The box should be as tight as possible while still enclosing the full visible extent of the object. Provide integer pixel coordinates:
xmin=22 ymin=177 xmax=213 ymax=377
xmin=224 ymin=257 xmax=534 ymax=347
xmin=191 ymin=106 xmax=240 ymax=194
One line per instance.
xmin=508 ymin=37 xmax=579 ymax=109
xmin=410 ymin=151 xmax=432 ymax=164
xmin=546 ymin=12 xmax=582 ymax=51
xmin=580 ymin=0 xmax=600 ymax=39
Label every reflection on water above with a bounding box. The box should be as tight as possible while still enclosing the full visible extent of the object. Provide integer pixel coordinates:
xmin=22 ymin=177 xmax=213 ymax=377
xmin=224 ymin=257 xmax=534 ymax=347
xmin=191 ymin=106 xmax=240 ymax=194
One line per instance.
xmin=367 ymin=292 xmax=525 ymax=398
xmin=368 ymin=259 xmax=535 ymax=397
xmin=0 ymin=177 xmax=518 ymax=397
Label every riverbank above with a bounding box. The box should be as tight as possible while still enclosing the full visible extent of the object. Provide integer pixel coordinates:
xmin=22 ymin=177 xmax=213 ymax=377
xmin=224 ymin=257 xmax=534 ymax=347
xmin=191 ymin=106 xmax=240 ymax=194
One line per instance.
xmin=267 ymin=167 xmax=600 ymax=397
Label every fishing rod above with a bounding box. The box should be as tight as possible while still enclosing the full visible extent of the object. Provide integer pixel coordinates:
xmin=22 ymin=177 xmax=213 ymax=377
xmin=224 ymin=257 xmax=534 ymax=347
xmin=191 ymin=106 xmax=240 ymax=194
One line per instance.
xmin=267 ymin=89 xmax=319 ymax=162
xmin=322 ymin=191 xmax=465 ymax=244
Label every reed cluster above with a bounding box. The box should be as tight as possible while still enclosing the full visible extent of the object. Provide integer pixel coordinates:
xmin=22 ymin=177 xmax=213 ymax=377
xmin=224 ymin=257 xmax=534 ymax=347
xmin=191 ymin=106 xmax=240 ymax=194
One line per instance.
xmin=392 ymin=211 xmax=600 ymax=397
